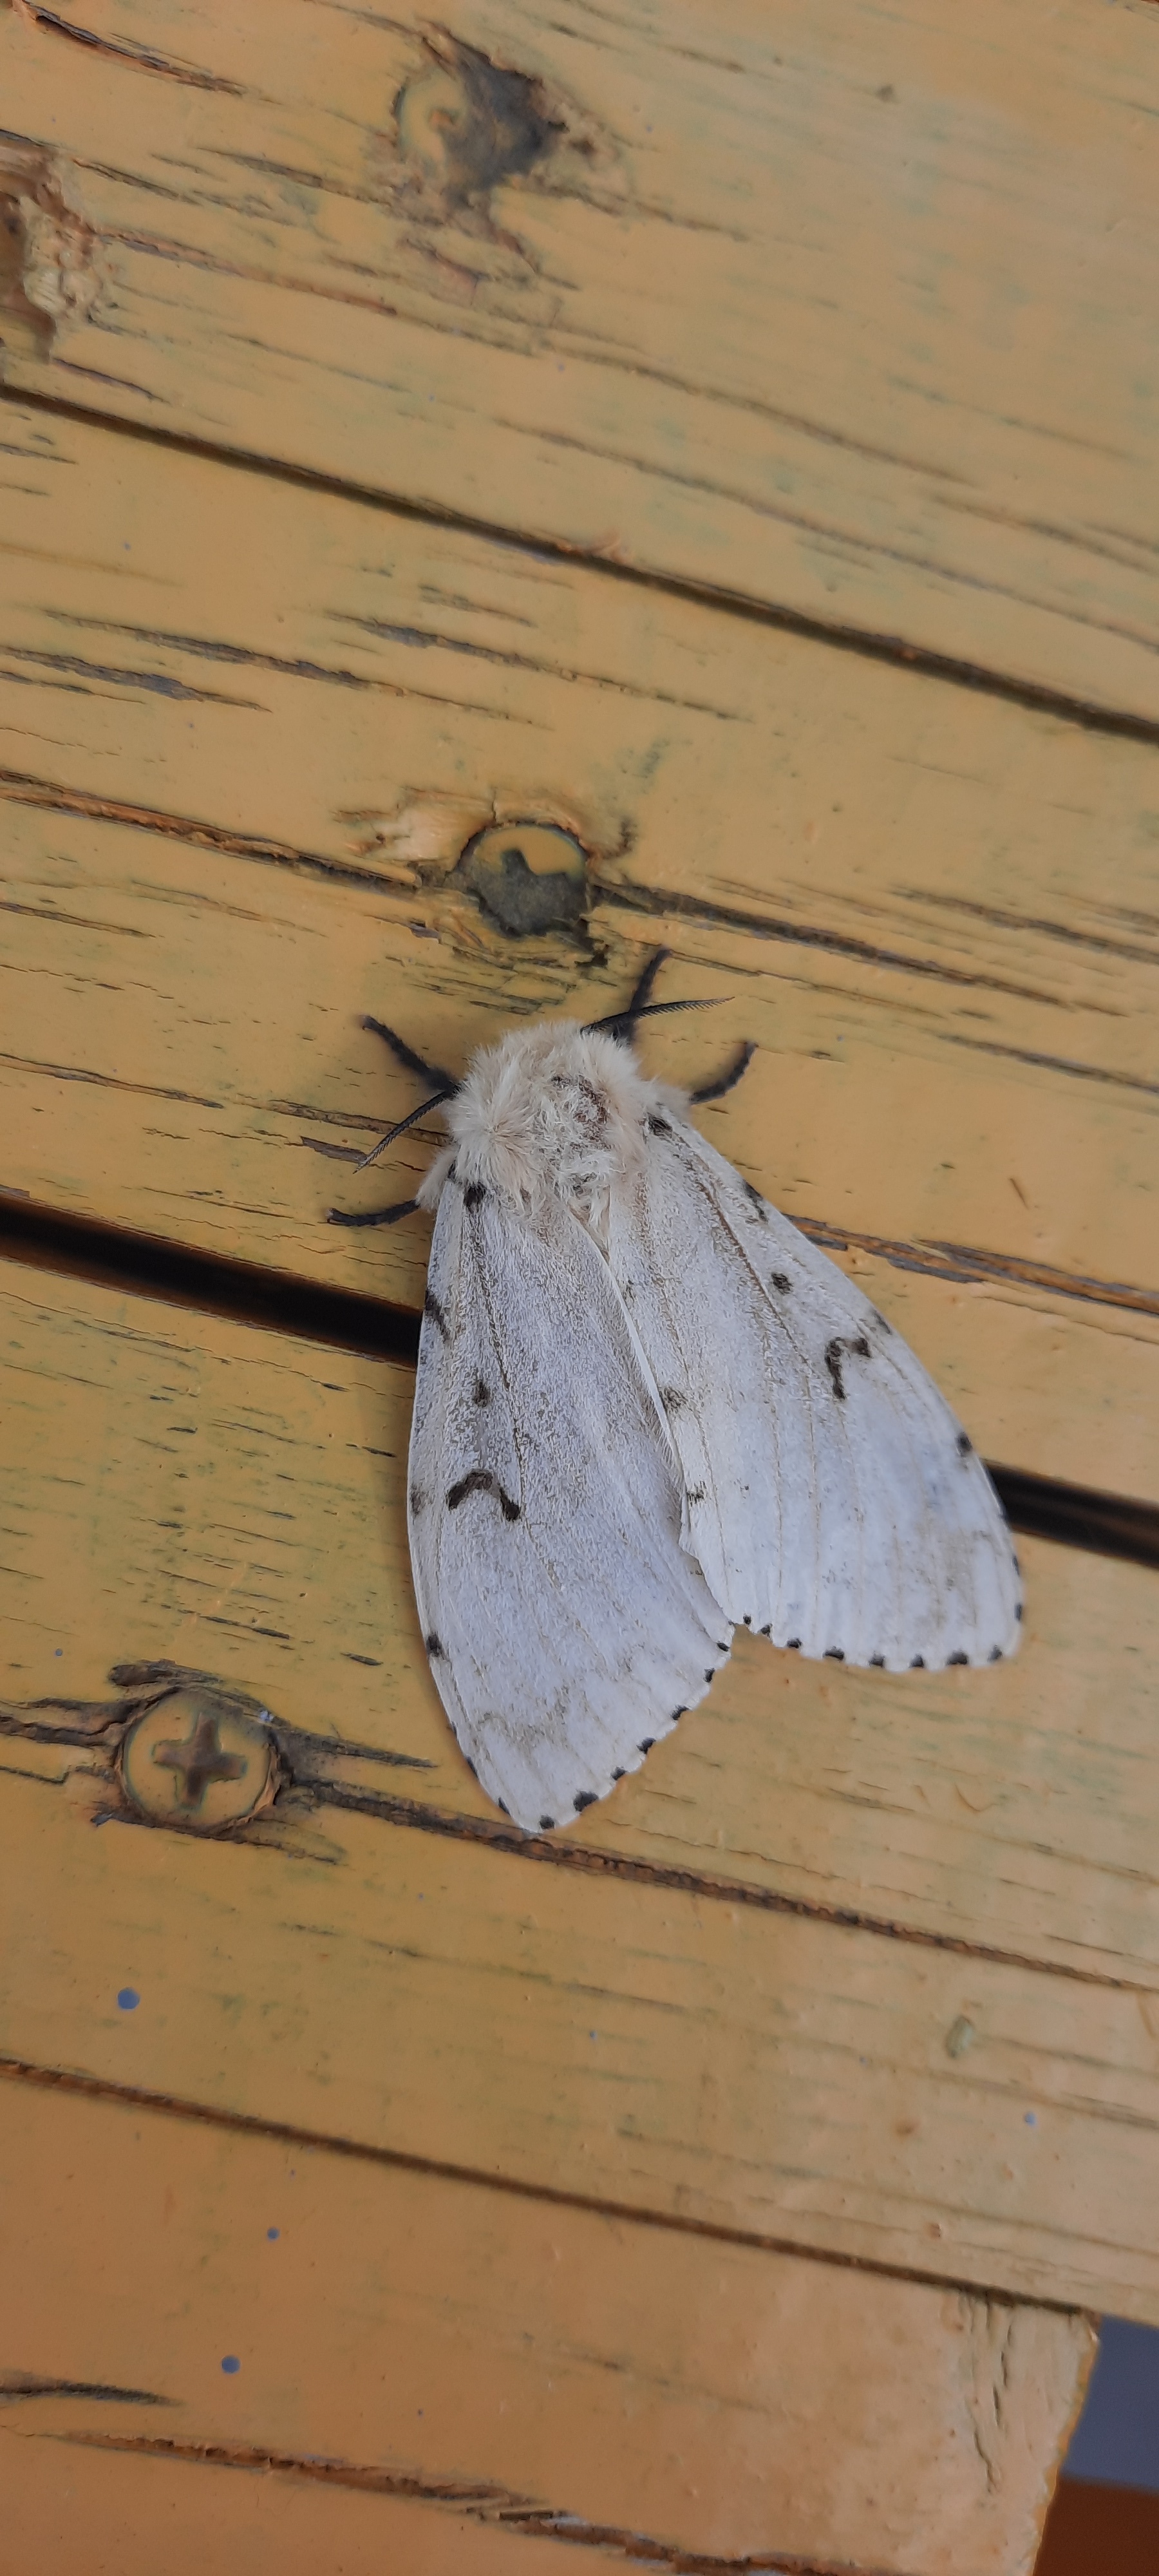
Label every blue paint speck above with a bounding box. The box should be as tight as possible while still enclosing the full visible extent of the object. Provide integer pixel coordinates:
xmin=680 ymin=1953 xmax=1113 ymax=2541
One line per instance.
xmin=1024 ymin=2111 xmax=1037 ymax=2125
xmin=221 ymin=2355 xmax=241 ymax=2374
xmin=117 ymin=1988 xmax=139 ymax=2011
xmin=267 ymin=2227 xmax=280 ymax=2240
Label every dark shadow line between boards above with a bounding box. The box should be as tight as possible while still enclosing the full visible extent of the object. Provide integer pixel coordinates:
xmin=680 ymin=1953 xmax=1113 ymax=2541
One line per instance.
xmin=0 ymin=1193 xmax=1154 ymax=1574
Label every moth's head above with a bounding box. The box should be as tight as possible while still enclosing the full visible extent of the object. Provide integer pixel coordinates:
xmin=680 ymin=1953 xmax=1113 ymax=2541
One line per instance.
xmin=440 ymin=1021 xmax=677 ymax=1220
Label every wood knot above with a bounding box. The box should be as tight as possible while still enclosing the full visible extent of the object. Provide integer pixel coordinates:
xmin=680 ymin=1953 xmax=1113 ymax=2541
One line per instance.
xmin=0 ymin=144 xmax=101 ymax=359
xmin=394 ymin=42 xmax=561 ymax=212
xmin=457 ymin=821 xmax=589 ymax=936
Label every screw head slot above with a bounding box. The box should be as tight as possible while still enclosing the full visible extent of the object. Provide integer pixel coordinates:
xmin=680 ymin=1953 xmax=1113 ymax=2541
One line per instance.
xmin=120 ymin=1690 xmax=277 ymax=1833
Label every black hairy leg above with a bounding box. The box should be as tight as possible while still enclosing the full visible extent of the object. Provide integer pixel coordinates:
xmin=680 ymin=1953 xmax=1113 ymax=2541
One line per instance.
xmin=328 ymin=1195 xmax=420 ymax=1229
xmin=361 ymin=1015 xmax=455 ymax=1094
xmin=690 ymin=1041 xmax=757 ymax=1104
xmin=621 ymin=947 xmax=669 ymax=1023
xmin=587 ymin=950 xmax=755 ymax=1099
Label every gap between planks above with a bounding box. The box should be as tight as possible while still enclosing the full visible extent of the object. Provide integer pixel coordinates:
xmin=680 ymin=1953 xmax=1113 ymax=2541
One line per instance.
xmin=0 ymin=1195 xmax=1154 ymax=1580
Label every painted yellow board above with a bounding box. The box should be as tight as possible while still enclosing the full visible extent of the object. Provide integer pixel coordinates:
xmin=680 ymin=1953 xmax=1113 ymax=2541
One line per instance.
xmin=3 ymin=1267 xmax=1159 ymax=2317
xmin=4 ymin=1726 xmax=1159 ymax=2321
xmin=0 ymin=2434 xmax=608 ymax=2576
xmin=0 ymin=2079 xmax=1093 ymax=2573
xmin=1 ymin=405 xmax=1156 ymax=1501
xmin=3 ymin=1257 xmax=1158 ymax=1988
xmin=3 ymin=799 xmax=1154 ymax=1508
xmin=2 ymin=0 xmax=1158 ymax=715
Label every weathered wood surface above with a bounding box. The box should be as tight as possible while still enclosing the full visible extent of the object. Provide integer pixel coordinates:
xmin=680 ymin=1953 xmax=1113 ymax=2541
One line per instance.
xmin=2 ymin=402 xmax=1156 ymax=1503
xmin=6 ymin=1750 xmax=1159 ymax=2320
xmin=3 ymin=1264 xmax=1159 ymax=2320
xmin=2 ymin=1260 xmax=1158 ymax=1990
xmin=2 ymin=0 xmax=1158 ymax=717
xmin=0 ymin=2436 xmax=610 ymax=2576
xmin=1 ymin=1 xmax=1155 ymax=2561
xmin=0 ymin=2078 xmax=1093 ymax=2573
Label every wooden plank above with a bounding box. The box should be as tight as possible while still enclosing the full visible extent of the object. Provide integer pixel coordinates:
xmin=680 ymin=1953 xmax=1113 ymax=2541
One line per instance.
xmin=0 ymin=2078 xmax=1094 ymax=2574
xmin=3 ymin=799 xmax=1154 ymax=1509
xmin=3 ymin=1258 xmax=1156 ymax=1986
xmin=0 ymin=2435 xmax=603 ymax=2576
xmin=4 ymin=1718 xmax=1159 ymax=2321
xmin=2 ymin=0 xmax=1158 ymax=715
xmin=3 ymin=1265 xmax=1159 ymax=2316
xmin=2 ymin=404 xmax=1156 ymax=1500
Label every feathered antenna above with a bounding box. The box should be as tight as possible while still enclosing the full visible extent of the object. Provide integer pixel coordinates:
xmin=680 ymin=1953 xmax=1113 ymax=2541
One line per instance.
xmin=587 ymin=949 xmax=727 ymax=1043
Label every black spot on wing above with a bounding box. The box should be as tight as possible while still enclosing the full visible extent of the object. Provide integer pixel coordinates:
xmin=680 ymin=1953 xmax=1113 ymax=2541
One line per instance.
xmin=910 ymin=1655 xmax=925 ymax=1669
xmin=612 ymin=1766 xmax=626 ymax=1781
xmin=423 ymin=1287 xmax=449 ymax=1341
xmin=824 ymin=1334 xmax=871 ymax=1401
xmin=989 ymin=1646 xmax=1004 ymax=1663
xmin=446 ymin=1469 xmax=520 ymax=1522
xmin=409 ymin=1484 xmax=426 ymax=1516
xmin=497 ymin=1799 xmax=511 ymax=1817
xmin=671 ymin=1706 xmax=687 ymax=1720
xmin=638 ymin=1736 xmax=655 ymax=1753
xmin=1015 ymin=1602 xmax=1023 ymax=1622
xmin=464 ymin=1181 xmax=486 ymax=1210
xmin=743 ymin=1181 xmax=768 ymax=1222
xmin=956 ymin=1432 xmax=972 ymax=1457
xmin=647 ymin=1114 xmax=672 ymax=1137
xmin=425 ymin=1632 xmax=445 ymax=1659
xmin=660 ymin=1386 xmax=686 ymax=1411
xmin=539 ymin=1815 xmax=556 ymax=1831
xmin=573 ymin=1790 xmax=598 ymax=1813
xmin=472 ymin=1376 xmax=492 ymax=1406
xmin=686 ymin=1484 xmax=707 ymax=1504
xmin=869 ymin=1654 xmax=885 ymax=1668
xmin=824 ymin=1647 xmax=845 ymax=1662
xmin=770 ymin=1271 xmax=791 ymax=1293
xmin=786 ymin=1637 xmax=801 ymax=1650
xmin=947 ymin=1651 xmax=969 ymax=1666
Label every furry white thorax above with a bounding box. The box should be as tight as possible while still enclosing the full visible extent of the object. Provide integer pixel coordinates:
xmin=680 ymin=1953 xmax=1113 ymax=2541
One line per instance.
xmin=417 ymin=1023 xmax=688 ymax=1235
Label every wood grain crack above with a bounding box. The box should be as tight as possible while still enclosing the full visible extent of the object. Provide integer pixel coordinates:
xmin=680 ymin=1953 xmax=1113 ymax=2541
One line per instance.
xmin=5 ymin=384 xmax=1159 ymax=753
xmin=0 ymin=2053 xmax=1091 ymax=2325
xmin=11 ymin=2427 xmax=898 ymax=2572
xmin=0 ymin=2371 xmax=170 ymax=2408
xmin=13 ymin=6 xmax=245 ymax=93
xmin=598 ymin=880 xmax=1082 ymax=1009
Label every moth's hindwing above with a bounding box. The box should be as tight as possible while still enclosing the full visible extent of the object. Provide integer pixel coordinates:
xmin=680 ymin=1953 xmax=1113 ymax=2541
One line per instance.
xmin=606 ymin=1122 xmax=1022 ymax=1672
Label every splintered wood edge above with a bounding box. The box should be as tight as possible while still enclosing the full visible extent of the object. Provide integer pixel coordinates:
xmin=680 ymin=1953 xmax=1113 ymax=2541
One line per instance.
xmin=0 ymin=2071 xmax=1097 ymax=2575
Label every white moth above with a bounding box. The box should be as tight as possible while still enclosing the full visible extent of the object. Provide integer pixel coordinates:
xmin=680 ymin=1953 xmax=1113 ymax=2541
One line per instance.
xmin=332 ymin=954 xmax=1021 ymax=1833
